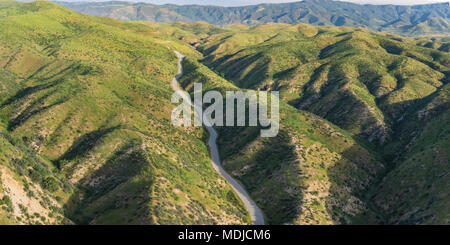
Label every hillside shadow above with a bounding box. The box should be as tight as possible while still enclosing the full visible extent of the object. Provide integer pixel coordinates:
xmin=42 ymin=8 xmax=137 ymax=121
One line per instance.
xmin=318 ymin=36 xmax=352 ymax=59
xmin=380 ymin=91 xmax=449 ymax=161
xmin=1 ymin=79 xmax=63 ymax=107
xmin=287 ymin=63 xmax=329 ymax=108
xmin=8 ymin=97 xmax=68 ymax=131
xmin=63 ymin=140 xmax=152 ymax=225
xmin=56 ymin=126 xmax=120 ymax=168
xmin=325 ymin=144 xmax=385 ymax=224
xmin=201 ymin=52 xmax=269 ymax=89
xmin=221 ymin=129 xmax=304 ymax=224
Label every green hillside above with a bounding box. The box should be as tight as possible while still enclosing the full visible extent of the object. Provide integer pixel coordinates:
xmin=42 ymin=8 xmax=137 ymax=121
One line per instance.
xmin=192 ymin=23 xmax=450 ymax=147
xmin=374 ymin=83 xmax=450 ymax=224
xmin=0 ymin=1 xmax=448 ymax=225
xmin=163 ymin=21 xmax=449 ymax=224
xmin=178 ymin=57 xmax=385 ymax=224
xmin=0 ymin=0 xmax=249 ymax=224
xmin=57 ymin=0 xmax=450 ymax=36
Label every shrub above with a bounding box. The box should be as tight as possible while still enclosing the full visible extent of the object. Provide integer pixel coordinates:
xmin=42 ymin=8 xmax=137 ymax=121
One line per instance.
xmin=42 ymin=177 xmax=59 ymax=193
xmin=0 ymin=195 xmax=13 ymax=211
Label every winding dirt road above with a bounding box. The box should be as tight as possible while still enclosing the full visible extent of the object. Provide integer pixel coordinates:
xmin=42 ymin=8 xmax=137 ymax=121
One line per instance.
xmin=171 ymin=51 xmax=265 ymax=225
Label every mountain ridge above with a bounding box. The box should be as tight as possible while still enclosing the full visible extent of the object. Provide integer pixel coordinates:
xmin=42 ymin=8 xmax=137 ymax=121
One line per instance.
xmin=161 ymin=20 xmax=449 ymax=224
xmin=0 ymin=0 xmax=448 ymax=225
xmin=56 ymin=0 xmax=450 ymax=36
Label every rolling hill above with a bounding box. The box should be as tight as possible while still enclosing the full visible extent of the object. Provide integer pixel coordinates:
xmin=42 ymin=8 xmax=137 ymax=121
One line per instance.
xmin=177 ymin=56 xmax=386 ymax=224
xmin=0 ymin=0 xmax=448 ymax=225
xmin=162 ymin=20 xmax=449 ymax=224
xmin=0 ymin=0 xmax=250 ymax=224
xmin=191 ymin=23 xmax=450 ymax=146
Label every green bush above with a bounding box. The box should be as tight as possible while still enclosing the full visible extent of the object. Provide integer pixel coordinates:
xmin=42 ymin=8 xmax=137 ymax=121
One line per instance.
xmin=41 ymin=177 xmax=59 ymax=193
xmin=0 ymin=195 xmax=13 ymax=211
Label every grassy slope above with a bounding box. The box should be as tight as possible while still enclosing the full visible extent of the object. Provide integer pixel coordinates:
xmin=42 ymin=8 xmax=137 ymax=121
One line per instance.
xmin=178 ymin=57 xmax=385 ymax=224
xmin=0 ymin=131 xmax=73 ymax=224
xmin=166 ymin=22 xmax=449 ymax=224
xmin=195 ymin=23 xmax=449 ymax=146
xmin=0 ymin=0 xmax=249 ymax=224
xmin=0 ymin=10 xmax=71 ymax=222
xmin=0 ymin=1 xmax=448 ymax=225
xmin=373 ymin=83 xmax=450 ymax=224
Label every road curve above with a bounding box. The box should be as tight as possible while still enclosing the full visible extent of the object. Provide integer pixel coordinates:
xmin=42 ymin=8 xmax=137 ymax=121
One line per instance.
xmin=171 ymin=51 xmax=265 ymax=225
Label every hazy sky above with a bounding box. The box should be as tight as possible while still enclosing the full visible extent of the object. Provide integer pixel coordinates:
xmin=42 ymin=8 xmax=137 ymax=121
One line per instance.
xmin=125 ymin=0 xmax=449 ymax=6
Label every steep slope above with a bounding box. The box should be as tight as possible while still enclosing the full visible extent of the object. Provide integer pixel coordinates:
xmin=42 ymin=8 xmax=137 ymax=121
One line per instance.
xmin=0 ymin=131 xmax=73 ymax=224
xmin=372 ymin=83 xmax=450 ymax=224
xmin=164 ymin=22 xmax=449 ymax=224
xmin=57 ymin=0 xmax=450 ymax=36
xmin=0 ymin=38 xmax=71 ymax=224
xmin=1 ymin=1 xmax=448 ymax=225
xmin=0 ymin=0 xmax=249 ymax=224
xmin=193 ymin=23 xmax=450 ymax=145
xmin=178 ymin=57 xmax=385 ymax=224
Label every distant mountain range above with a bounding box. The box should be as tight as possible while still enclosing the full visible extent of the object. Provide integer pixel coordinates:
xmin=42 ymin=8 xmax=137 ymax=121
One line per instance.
xmin=56 ymin=0 xmax=450 ymax=36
